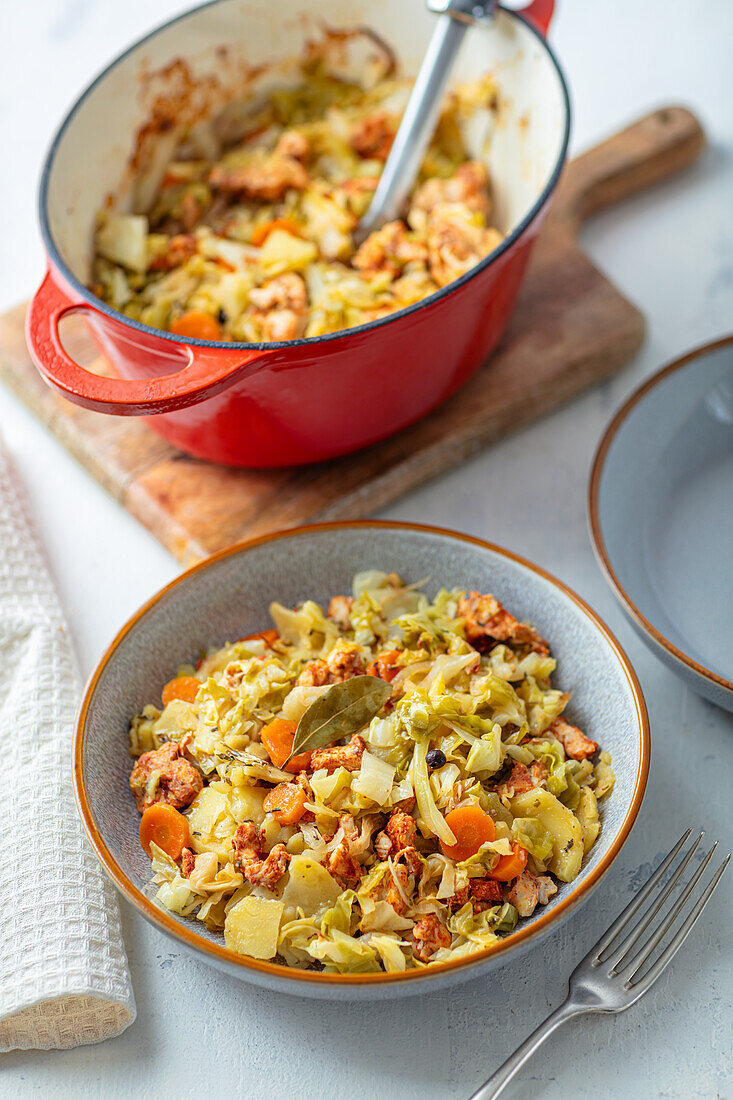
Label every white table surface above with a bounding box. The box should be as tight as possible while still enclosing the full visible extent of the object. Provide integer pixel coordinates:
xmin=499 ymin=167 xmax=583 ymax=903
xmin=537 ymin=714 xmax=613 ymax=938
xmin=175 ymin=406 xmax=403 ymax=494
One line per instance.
xmin=2 ymin=1 xmax=731 ymax=1096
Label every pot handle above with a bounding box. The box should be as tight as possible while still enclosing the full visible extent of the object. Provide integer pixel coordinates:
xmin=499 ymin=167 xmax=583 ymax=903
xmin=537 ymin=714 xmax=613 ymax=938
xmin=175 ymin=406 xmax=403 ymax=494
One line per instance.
xmin=517 ymin=0 xmax=555 ymax=37
xmin=26 ymin=268 xmax=274 ymax=416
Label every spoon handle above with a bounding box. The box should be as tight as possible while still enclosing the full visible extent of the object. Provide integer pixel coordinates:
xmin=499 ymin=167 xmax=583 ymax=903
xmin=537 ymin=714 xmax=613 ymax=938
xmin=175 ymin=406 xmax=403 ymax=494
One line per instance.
xmin=356 ymin=1 xmax=496 ymax=242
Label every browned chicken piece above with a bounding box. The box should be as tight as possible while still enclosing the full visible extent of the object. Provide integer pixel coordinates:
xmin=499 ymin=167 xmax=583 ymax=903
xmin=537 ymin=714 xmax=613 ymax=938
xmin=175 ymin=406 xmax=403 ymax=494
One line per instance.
xmin=384 ymin=846 xmax=423 ymax=915
xmin=328 ymin=594 xmax=354 ymax=630
xmin=352 ymin=220 xmax=428 ymax=279
xmin=447 ymin=884 xmax=470 ymax=910
xmin=506 ymin=869 xmax=539 ymax=918
xmin=129 ymin=740 xmax=203 ymax=813
xmin=295 ymin=659 xmax=331 ymax=688
xmin=180 ymin=848 xmax=195 ymax=877
xmin=232 ymin=821 xmax=290 ymax=891
xmin=387 ymin=809 xmax=417 ymax=851
xmin=535 ymin=876 xmax=558 ymax=906
xmin=457 ymin=590 xmax=550 ymax=656
xmin=180 ymin=191 xmax=209 ymax=231
xmin=249 ymin=272 xmax=308 ymax=342
xmin=326 ymin=639 xmax=365 ymax=680
xmin=374 ymin=807 xmax=417 ymax=860
xmin=426 ymin=203 xmax=502 ymax=288
xmin=447 ymin=877 xmax=503 ymax=912
xmin=148 ymin=233 xmax=197 ymax=272
xmin=208 ymin=153 xmax=308 ymax=202
xmin=310 ymin=733 xmax=366 ymax=774
xmin=412 ymin=161 xmax=492 ymax=216
xmin=326 ymin=813 xmax=363 ymax=886
xmin=549 ymin=717 xmax=598 ymax=761
xmin=470 ymin=878 xmax=503 ymax=911
xmin=494 ymin=761 xmax=547 ymax=800
xmin=392 ymin=793 xmax=416 ymax=814
xmin=275 ymin=130 xmax=309 ymax=161
xmin=412 ymin=913 xmax=451 ymax=962
xmin=350 ymin=111 xmax=396 ymax=160
xmin=342 ymin=176 xmax=379 ymax=196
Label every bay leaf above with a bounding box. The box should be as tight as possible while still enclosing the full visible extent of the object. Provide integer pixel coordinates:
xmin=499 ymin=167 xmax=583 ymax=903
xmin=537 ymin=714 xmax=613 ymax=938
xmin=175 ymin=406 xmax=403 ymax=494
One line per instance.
xmin=287 ymin=675 xmax=392 ymax=763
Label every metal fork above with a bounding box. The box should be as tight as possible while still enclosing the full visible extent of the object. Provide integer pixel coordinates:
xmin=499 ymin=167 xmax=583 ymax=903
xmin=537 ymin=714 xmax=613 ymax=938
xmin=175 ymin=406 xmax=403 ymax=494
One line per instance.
xmin=469 ymin=829 xmax=730 ymax=1100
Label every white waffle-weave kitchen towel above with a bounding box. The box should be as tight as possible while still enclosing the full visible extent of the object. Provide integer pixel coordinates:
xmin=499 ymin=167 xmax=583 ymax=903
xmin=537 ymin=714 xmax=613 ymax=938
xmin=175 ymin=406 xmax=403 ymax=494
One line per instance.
xmin=0 ymin=440 xmax=135 ymax=1050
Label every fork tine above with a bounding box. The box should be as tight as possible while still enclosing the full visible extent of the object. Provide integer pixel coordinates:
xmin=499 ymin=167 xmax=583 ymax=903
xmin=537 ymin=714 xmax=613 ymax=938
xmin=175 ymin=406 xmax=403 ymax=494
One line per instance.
xmin=607 ymin=831 xmax=704 ymax=970
xmin=625 ymin=853 xmax=730 ymax=990
xmin=593 ymin=828 xmax=693 ymax=962
xmin=618 ymin=843 xmax=719 ymax=983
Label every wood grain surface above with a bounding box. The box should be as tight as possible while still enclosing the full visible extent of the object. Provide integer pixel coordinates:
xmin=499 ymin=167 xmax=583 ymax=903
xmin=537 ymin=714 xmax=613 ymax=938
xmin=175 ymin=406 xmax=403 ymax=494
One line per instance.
xmin=0 ymin=106 xmax=704 ymax=565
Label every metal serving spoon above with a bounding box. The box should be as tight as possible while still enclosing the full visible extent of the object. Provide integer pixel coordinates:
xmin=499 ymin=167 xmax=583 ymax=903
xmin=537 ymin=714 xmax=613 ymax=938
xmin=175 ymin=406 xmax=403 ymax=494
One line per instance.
xmin=356 ymin=0 xmax=498 ymax=243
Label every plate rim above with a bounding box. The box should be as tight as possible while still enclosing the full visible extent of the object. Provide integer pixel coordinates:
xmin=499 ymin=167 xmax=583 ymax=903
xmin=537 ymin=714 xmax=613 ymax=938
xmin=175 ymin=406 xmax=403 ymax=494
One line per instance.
xmin=588 ymin=335 xmax=733 ymax=696
xmin=74 ymin=518 xmax=650 ymax=989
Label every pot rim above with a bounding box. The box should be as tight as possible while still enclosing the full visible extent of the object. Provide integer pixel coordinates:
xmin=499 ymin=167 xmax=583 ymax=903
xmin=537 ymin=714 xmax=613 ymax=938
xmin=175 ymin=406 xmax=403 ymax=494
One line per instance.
xmin=38 ymin=0 xmax=571 ymax=352
xmin=74 ymin=519 xmax=650 ymax=991
xmin=588 ymin=335 xmax=733 ymax=698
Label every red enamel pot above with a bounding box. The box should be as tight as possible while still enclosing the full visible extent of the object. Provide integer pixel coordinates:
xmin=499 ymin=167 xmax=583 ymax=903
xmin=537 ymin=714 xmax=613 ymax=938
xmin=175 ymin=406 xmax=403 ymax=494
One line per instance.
xmin=28 ymin=0 xmax=569 ymax=468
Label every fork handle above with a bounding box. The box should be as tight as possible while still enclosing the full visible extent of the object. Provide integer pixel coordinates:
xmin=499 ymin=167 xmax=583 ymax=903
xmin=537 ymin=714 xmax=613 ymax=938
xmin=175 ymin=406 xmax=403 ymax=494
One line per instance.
xmin=469 ymin=999 xmax=587 ymax=1100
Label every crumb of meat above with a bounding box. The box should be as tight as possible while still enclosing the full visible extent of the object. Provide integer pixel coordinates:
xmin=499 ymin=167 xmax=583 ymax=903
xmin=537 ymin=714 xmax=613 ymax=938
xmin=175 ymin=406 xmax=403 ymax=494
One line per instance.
xmin=385 ymin=846 xmax=423 ymax=915
xmin=180 ymin=191 xmax=209 ymax=231
xmin=129 ymin=740 xmax=203 ymax=813
xmin=181 ymin=848 xmax=195 ymax=877
xmin=209 ymin=153 xmax=308 ymax=202
xmin=350 ymin=111 xmax=396 ymax=160
xmin=549 ymin=717 xmax=598 ymax=761
xmin=148 ymin=233 xmax=197 ymax=272
xmin=327 ymin=594 xmax=354 ymax=631
xmin=448 ymin=878 xmax=502 ymax=912
xmin=249 ymin=272 xmax=308 ymax=342
xmin=232 ymin=821 xmax=290 ymax=890
xmin=425 ymin=203 xmax=502 ymax=288
xmin=275 ymin=130 xmax=309 ymax=161
xmin=470 ymin=878 xmax=503 ymax=911
xmin=412 ymin=161 xmax=493 ymax=216
xmin=326 ymin=813 xmax=363 ymax=886
xmin=352 ymin=220 xmax=427 ymax=279
xmin=295 ymin=658 xmax=331 ymax=688
xmin=309 ymin=733 xmax=366 ymax=775
xmin=535 ymin=875 xmax=558 ymax=906
xmin=495 ymin=761 xmax=547 ymax=800
xmin=296 ymin=640 xmax=364 ymax=687
xmin=374 ymin=808 xmax=417 ymax=859
xmin=457 ymin=591 xmax=550 ymax=656
xmin=412 ymin=913 xmax=451 ymax=962
xmin=326 ymin=639 xmax=365 ymax=680
xmin=506 ymin=869 xmax=540 ymax=918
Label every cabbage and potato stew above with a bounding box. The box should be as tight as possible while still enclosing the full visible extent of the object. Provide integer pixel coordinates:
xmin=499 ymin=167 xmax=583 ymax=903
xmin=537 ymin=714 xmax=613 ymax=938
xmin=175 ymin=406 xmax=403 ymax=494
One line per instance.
xmin=130 ymin=573 xmax=614 ymax=973
xmin=91 ymin=56 xmax=503 ymax=342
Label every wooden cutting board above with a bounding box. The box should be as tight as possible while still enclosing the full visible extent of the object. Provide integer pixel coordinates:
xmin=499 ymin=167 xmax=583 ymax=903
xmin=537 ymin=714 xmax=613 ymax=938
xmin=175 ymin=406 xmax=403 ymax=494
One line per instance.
xmin=0 ymin=107 xmax=704 ymax=565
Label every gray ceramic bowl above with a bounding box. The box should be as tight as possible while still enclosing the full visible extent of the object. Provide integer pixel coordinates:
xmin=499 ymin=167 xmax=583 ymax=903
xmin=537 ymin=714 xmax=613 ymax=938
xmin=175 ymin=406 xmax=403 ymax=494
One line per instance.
xmin=589 ymin=338 xmax=733 ymax=712
xmin=74 ymin=521 xmax=649 ymax=999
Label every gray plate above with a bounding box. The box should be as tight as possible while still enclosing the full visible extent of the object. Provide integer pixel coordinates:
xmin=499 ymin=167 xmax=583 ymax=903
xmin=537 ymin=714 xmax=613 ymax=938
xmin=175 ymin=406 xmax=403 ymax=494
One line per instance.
xmin=75 ymin=521 xmax=649 ymax=998
xmin=590 ymin=338 xmax=733 ymax=711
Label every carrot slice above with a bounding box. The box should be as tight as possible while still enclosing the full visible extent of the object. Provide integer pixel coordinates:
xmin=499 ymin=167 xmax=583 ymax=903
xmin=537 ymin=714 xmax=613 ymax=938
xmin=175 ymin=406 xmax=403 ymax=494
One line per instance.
xmin=240 ymin=629 xmax=279 ymax=649
xmin=488 ymin=842 xmax=528 ymax=882
xmin=161 ymin=676 xmax=201 ymax=708
xmin=250 ymin=218 xmax=302 ymax=247
xmin=170 ymin=311 xmax=222 ymax=341
xmin=365 ymin=649 xmax=402 ymax=683
xmin=139 ymin=804 xmax=191 ymax=859
xmin=260 ymin=718 xmax=312 ymax=773
xmin=440 ymin=805 xmax=496 ymax=861
xmin=263 ymin=782 xmax=307 ymax=825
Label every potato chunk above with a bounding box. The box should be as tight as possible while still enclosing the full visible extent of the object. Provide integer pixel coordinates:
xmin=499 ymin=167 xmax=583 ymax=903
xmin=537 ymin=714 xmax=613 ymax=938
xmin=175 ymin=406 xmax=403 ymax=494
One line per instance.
xmin=510 ymin=788 xmax=584 ymax=881
xmin=224 ymin=896 xmax=284 ymax=959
